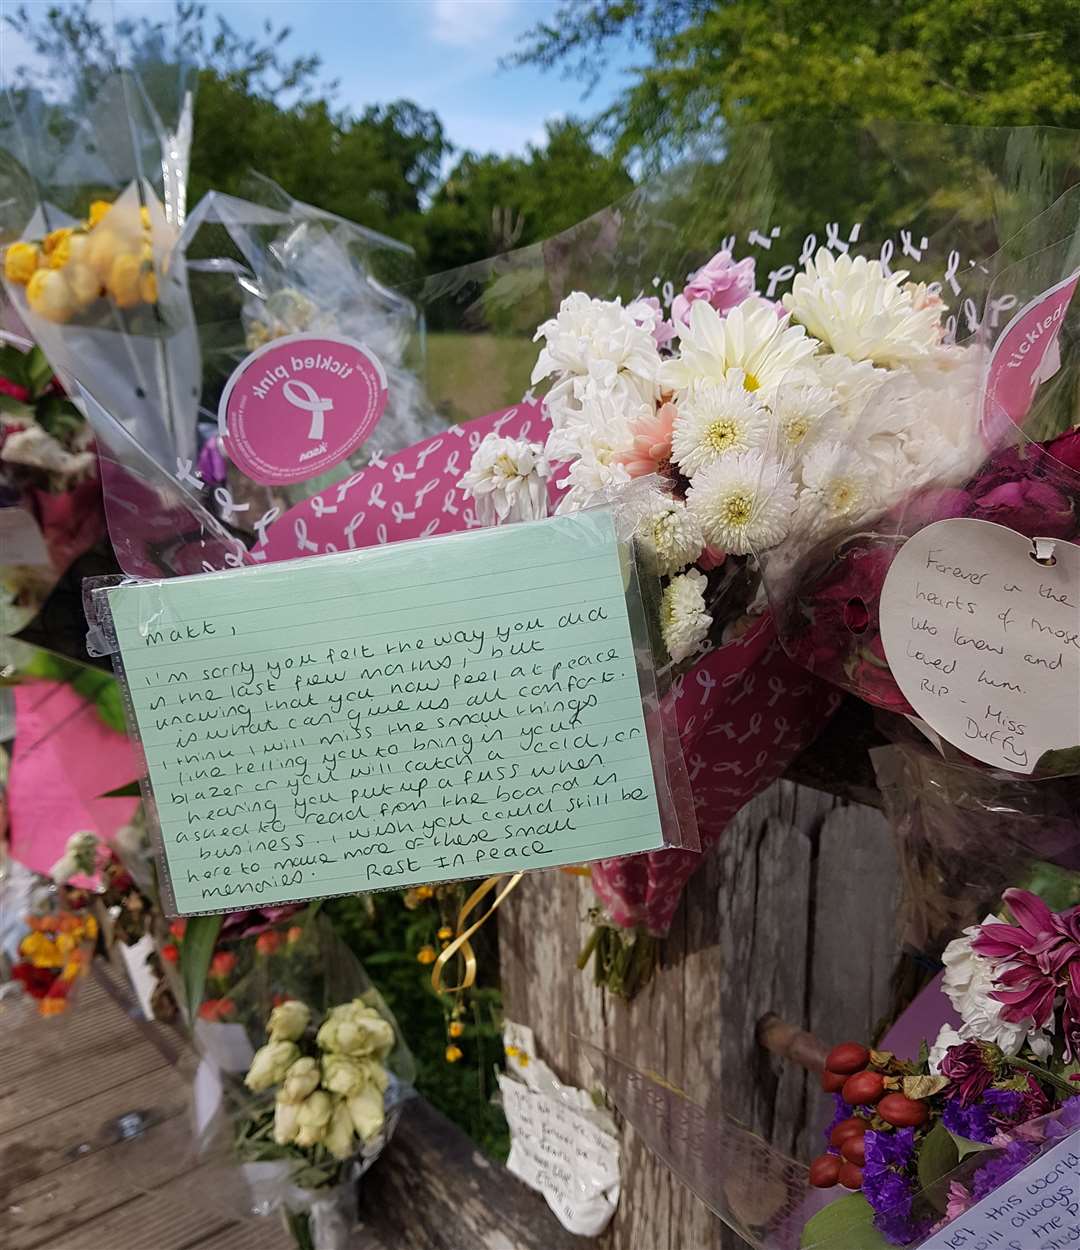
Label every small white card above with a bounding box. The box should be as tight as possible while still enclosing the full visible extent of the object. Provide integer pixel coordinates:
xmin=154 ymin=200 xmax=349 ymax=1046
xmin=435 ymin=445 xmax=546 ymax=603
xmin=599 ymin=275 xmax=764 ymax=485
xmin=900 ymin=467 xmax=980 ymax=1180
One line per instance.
xmin=880 ymin=519 xmax=1080 ymax=772
xmin=117 ymin=933 xmax=158 ymax=1019
xmin=919 ymin=1133 xmax=1080 ymax=1250
xmin=500 ymin=1022 xmax=620 ymax=1236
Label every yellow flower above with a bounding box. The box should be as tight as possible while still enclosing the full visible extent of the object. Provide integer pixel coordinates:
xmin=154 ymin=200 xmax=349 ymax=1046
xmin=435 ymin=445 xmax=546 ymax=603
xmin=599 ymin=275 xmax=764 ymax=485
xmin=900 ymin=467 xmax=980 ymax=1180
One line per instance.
xmin=88 ymin=230 xmax=120 ymax=281
xmin=26 ymin=269 xmax=76 ymax=322
xmin=84 ymin=914 xmax=98 ymax=940
xmin=416 ymin=884 xmax=435 ymax=901
xmin=448 ymin=1020 xmax=465 ymax=1039
xmin=88 ymin=200 xmax=113 ymax=227
xmin=67 ymin=262 xmax=100 ymax=309
xmin=139 ymin=265 xmax=158 ymax=304
xmin=106 ymin=253 xmax=142 ymax=309
xmin=48 ymin=231 xmax=90 ymax=271
xmin=42 ymin=227 xmax=72 ymax=258
xmin=445 ymin=1045 xmax=463 ymax=1064
xmin=437 ymin=926 xmax=453 ymax=942
xmin=60 ymin=960 xmax=83 ymax=982
xmin=20 ymin=932 xmax=65 ymax=967
xmin=416 ymin=945 xmax=437 ymax=965
xmin=40 ymin=998 xmax=68 ymax=1016
xmin=4 ymin=241 xmax=40 ymax=284
xmin=140 ymin=205 xmax=151 ymax=230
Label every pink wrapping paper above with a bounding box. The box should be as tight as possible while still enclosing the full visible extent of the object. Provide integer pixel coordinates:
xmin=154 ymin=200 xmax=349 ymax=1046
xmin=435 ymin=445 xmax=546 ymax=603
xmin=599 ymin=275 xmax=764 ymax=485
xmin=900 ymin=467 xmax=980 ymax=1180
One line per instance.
xmin=8 ymin=680 xmax=140 ymax=878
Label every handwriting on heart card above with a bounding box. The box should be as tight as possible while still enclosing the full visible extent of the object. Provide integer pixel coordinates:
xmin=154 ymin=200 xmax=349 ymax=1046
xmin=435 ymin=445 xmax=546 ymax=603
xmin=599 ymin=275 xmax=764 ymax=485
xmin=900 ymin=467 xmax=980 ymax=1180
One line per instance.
xmin=880 ymin=519 xmax=1080 ymax=773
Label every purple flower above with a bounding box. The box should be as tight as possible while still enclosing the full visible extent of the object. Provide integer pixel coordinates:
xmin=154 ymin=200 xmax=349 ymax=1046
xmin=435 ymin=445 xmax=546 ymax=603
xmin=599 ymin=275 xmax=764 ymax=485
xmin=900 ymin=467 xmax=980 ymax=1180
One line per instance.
xmin=1045 ymin=1096 xmax=1080 ymax=1141
xmin=971 ymin=1140 xmax=1040 ymax=1201
xmin=943 ymin=1099 xmax=995 ymax=1143
xmin=865 ymin=1127 xmax=917 ymax=1170
xmin=671 ymin=249 xmax=756 ymax=326
xmin=863 ymin=1129 xmax=923 ymax=1245
xmin=197 ymin=434 xmax=228 ymax=487
xmin=940 ymin=1042 xmax=996 ymax=1107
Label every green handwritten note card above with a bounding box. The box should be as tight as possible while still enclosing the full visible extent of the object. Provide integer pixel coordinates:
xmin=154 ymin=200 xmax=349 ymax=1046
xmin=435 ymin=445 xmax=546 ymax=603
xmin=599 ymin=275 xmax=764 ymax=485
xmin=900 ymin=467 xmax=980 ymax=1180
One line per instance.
xmin=104 ymin=510 xmax=667 ymax=914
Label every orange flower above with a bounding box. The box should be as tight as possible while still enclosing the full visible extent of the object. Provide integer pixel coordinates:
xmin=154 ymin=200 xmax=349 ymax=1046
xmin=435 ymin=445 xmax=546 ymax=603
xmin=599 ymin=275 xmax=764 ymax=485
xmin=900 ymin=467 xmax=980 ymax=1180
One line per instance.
xmin=255 ymin=931 xmax=282 ymax=956
xmin=40 ymin=998 xmax=68 ymax=1016
xmin=169 ymin=918 xmax=187 ymax=940
xmin=286 ymin=926 xmax=304 ymax=944
xmin=445 ymin=1045 xmax=463 ymax=1064
xmin=416 ymin=945 xmax=437 ymax=966
xmin=209 ymin=951 xmax=237 ymax=978
xmin=448 ymin=1020 xmax=465 ymax=1039
xmin=160 ymin=942 xmax=180 ymax=964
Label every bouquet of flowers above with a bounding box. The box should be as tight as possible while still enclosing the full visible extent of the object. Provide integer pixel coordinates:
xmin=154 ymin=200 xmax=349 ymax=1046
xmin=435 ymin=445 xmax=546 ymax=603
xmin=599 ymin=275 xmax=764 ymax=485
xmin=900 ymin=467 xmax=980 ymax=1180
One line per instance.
xmin=190 ymin=915 xmax=413 ymax=1250
xmin=9 ymin=876 xmax=98 ymax=1015
xmin=801 ymin=888 xmax=1080 ymax=1247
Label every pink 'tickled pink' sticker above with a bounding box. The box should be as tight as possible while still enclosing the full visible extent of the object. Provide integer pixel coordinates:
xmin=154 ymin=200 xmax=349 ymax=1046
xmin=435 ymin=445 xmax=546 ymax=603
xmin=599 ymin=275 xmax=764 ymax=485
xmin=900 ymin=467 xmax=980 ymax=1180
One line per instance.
xmin=982 ymin=268 xmax=1080 ymax=441
xmin=219 ymin=333 xmax=388 ymax=486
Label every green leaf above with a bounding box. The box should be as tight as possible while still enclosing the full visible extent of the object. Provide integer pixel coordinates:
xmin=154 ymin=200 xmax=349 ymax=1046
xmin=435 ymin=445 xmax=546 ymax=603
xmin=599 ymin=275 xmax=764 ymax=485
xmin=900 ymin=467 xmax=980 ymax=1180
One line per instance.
xmin=26 ymin=346 xmax=54 ymax=399
xmin=0 ymin=344 xmax=30 ymax=388
xmin=1036 ymin=745 xmax=1080 ymax=777
xmin=180 ymin=914 xmax=224 ymax=1018
xmin=917 ymin=1122 xmax=960 ymax=1214
xmin=99 ymin=779 xmax=142 ymax=798
xmin=0 ymin=392 xmax=35 ymax=421
xmin=800 ymin=1193 xmax=892 ymax=1249
xmin=947 ymin=1130 xmax=994 ymax=1161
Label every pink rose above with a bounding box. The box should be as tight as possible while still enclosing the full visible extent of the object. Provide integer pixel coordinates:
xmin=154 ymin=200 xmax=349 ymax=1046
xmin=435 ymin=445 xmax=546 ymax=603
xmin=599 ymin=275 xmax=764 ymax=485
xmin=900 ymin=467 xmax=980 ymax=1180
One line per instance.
xmin=0 ymin=376 xmax=30 ymax=403
xmin=1046 ymin=427 xmax=1080 ymax=473
xmin=671 ymin=249 xmax=756 ymax=326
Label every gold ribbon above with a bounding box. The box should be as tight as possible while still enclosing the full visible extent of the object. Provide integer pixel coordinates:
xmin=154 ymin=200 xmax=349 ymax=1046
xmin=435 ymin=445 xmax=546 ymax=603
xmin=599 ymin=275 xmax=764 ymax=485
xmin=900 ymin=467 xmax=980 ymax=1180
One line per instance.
xmin=431 ymin=872 xmax=523 ymax=995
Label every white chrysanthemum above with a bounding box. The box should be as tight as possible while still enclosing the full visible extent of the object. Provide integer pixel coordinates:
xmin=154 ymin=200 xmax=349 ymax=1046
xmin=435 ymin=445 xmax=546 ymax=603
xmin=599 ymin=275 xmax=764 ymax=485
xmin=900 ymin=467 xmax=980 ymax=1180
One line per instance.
xmin=460 ymin=434 xmax=551 ymax=525
xmin=670 ymin=371 xmax=771 ymax=476
xmin=783 ymin=249 xmax=942 ymax=368
xmin=685 ymin=450 xmax=797 ymax=556
xmin=542 ymin=376 xmax=638 ymax=465
xmin=765 ymin=380 xmax=838 ymax=451
xmin=533 ymin=291 xmax=660 ymax=429
xmin=661 ymin=296 xmax=819 ymax=394
xmin=800 ymin=441 xmax=877 ymax=525
xmin=660 ymin=569 xmax=712 ymax=663
xmin=813 ymin=352 xmax=888 ymax=424
xmin=633 ymin=497 xmax=704 ymax=576
xmin=554 ymin=450 xmax=632 ymax=515
xmin=941 ymin=922 xmax=1052 ymax=1059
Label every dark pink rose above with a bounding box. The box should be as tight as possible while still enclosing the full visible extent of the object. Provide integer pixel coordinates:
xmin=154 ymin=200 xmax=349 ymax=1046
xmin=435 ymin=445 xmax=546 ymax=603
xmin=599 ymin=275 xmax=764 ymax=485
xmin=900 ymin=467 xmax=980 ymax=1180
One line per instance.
xmin=970 ymin=477 xmax=1075 ymax=538
xmin=1046 ymin=428 xmax=1080 ymax=473
xmin=0 ymin=376 xmax=30 ymax=403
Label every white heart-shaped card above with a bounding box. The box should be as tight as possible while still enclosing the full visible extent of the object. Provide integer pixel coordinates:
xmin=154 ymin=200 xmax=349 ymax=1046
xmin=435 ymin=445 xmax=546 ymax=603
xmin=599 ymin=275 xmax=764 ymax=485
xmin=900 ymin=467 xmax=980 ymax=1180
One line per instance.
xmin=879 ymin=518 xmax=1080 ymax=773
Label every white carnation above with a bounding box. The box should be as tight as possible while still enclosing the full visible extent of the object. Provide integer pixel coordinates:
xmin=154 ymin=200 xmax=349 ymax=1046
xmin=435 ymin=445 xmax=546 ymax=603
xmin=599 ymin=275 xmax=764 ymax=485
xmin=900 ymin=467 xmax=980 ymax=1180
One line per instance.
xmin=532 ymin=291 xmax=660 ymax=429
xmin=633 ymin=497 xmax=704 ymax=576
xmin=670 ymin=371 xmax=771 ymax=476
xmin=661 ymin=296 xmax=818 ymax=394
xmin=660 ymin=569 xmax=712 ymax=663
xmin=685 ymin=450 xmax=797 ymax=555
xmin=783 ymin=248 xmax=942 ymax=368
xmin=542 ymin=376 xmax=639 ymax=466
xmin=940 ymin=923 xmax=1051 ymax=1058
xmin=459 ymin=434 xmax=551 ymax=525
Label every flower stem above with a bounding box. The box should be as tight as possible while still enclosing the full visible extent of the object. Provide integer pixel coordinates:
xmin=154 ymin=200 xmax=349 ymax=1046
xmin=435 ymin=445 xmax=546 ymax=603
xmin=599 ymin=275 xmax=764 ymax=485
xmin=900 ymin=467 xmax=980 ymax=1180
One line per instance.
xmin=1003 ymin=1054 xmax=1078 ymax=1100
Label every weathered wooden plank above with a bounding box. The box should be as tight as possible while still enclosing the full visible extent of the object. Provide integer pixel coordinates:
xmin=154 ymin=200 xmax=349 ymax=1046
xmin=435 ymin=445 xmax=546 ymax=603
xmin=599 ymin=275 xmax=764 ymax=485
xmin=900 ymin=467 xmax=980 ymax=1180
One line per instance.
xmin=499 ymin=778 xmax=900 ymax=1250
xmin=358 ymin=1094 xmax=591 ymax=1250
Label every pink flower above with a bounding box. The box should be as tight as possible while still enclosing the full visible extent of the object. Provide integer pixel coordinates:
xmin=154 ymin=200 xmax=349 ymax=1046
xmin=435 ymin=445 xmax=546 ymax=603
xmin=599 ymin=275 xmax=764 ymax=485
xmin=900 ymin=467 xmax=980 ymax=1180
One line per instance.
xmin=945 ymin=1181 xmax=973 ymax=1222
xmin=631 ymin=296 xmax=676 ymax=348
xmin=972 ymin=889 xmax=1080 ymax=1052
xmin=613 ymin=402 xmax=676 ymax=478
xmin=671 ymin=249 xmax=756 ymax=326
xmin=0 ymin=376 xmax=30 ymax=403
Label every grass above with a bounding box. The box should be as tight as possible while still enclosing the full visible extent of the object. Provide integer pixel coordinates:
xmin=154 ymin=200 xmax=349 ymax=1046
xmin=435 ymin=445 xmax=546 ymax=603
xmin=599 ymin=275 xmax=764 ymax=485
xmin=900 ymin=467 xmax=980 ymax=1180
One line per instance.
xmin=423 ymin=333 xmax=538 ymax=423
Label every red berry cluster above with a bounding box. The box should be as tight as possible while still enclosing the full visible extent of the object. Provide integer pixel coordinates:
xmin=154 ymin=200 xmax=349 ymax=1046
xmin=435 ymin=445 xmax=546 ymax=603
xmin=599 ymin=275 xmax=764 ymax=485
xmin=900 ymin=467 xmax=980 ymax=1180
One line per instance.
xmin=810 ymin=1042 xmax=929 ymax=1192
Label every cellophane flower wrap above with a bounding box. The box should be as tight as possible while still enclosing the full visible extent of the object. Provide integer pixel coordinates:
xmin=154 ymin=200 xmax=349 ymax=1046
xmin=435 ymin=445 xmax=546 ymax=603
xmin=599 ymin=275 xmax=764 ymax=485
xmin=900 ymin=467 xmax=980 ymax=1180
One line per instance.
xmin=188 ymin=913 xmax=414 ymax=1250
xmin=756 ymin=170 xmax=1080 ymax=775
xmin=432 ymin=122 xmax=1080 ymax=979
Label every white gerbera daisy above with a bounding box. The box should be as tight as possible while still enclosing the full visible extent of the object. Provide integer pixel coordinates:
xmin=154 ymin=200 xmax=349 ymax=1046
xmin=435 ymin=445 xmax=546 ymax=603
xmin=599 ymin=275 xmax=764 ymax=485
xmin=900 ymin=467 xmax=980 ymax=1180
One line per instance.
xmin=661 ymin=296 xmax=819 ymax=395
xmin=765 ymin=380 xmax=838 ymax=451
xmin=685 ymin=450 xmax=796 ymax=556
xmin=670 ymin=371 xmax=771 ymax=476
xmin=533 ymin=292 xmax=660 ymax=429
xmin=783 ymin=249 xmax=942 ymax=368
xmin=554 ymin=450 xmax=632 ymax=515
xmin=800 ymin=441 xmax=876 ymax=523
xmin=459 ymin=434 xmax=551 ymax=525
xmin=660 ymin=569 xmax=712 ymax=663
xmin=633 ymin=497 xmax=704 ymax=576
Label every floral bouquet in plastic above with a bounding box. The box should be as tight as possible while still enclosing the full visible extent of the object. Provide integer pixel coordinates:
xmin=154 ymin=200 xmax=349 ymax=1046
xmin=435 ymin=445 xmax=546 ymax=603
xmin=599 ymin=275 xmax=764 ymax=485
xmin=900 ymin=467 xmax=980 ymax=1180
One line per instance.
xmin=442 ymin=124 xmax=1080 ymax=991
xmin=190 ymin=914 xmax=413 ymax=1250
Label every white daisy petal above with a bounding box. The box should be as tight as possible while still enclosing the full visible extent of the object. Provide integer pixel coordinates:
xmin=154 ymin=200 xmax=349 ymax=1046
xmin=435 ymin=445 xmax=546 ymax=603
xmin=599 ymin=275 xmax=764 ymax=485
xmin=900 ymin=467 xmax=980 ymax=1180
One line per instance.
xmin=670 ymin=372 xmax=771 ymax=476
xmin=783 ymin=248 xmax=943 ymax=367
xmin=685 ymin=450 xmax=797 ymax=556
xmin=661 ymin=296 xmax=819 ymax=395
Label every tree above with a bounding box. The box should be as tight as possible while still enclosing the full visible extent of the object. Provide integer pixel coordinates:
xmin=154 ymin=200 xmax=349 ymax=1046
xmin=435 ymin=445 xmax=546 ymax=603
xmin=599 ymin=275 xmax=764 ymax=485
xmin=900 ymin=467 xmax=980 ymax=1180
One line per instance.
xmin=513 ymin=0 xmax=1080 ymax=163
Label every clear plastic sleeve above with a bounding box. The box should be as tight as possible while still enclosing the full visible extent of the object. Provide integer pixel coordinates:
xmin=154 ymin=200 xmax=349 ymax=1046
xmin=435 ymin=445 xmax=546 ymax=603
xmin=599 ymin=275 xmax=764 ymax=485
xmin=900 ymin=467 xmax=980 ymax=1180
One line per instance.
xmin=83 ymin=505 xmax=698 ymax=917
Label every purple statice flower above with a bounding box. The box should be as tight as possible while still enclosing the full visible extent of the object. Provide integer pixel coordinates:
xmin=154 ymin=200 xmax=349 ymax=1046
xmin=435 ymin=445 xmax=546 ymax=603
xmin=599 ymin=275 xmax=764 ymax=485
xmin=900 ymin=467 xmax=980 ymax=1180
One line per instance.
xmin=863 ymin=1129 xmax=924 ymax=1246
xmin=943 ymin=1099 xmax=995 ymax=1143
xmin=1046 ymin=1096 xmax=1080 ymax=1142
xmin=971 ymin=1140 xmax=1040 ymax=1201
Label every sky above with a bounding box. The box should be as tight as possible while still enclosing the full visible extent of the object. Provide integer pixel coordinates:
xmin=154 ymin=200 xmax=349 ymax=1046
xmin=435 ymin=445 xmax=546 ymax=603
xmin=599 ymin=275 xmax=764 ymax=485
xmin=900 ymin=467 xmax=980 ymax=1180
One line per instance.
xmin=0 ymin=0 xmax=638 ymax=157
